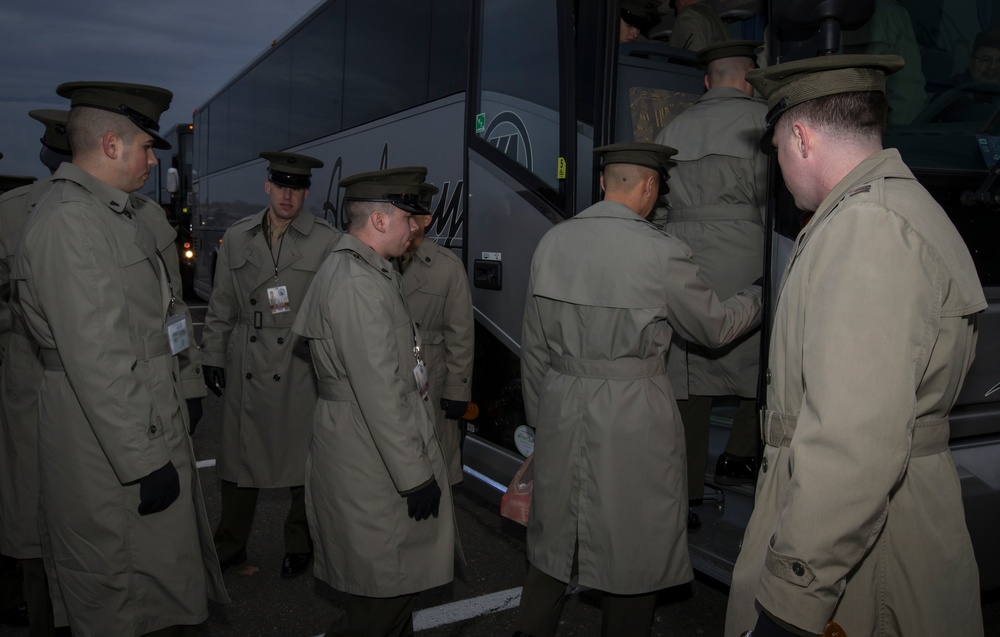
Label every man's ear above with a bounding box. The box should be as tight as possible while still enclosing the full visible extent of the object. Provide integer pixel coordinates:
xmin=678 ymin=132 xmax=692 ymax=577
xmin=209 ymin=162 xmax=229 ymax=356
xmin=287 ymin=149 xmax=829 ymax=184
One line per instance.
xmin=792 ymin=121 xmax=810 ymax=158
xmin=371 ymin=208 xmax=386 ymax=233
xmin=102 ymin=131 xmax=120 ymax=159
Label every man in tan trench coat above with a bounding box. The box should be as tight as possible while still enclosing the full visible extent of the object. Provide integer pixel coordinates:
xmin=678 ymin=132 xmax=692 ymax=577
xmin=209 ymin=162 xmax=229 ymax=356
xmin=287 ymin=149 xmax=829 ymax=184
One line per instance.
xmin=399 ymin=181 xmax=474 ymax=486
xmin=669 ymin=0 xmax=729 ymax=52
xmin=653 ymin=39 xmax=767 ymax=527
xmin=11 ymin=81 xmax=228 ymax=637
xmin=514 ymin=142 xmax=762 ymax=637
xmin=201 ymin=151 xmax=340 ymax=578
xmin=293 ymin=166 xmax=458 ymax=637
xmin=726 ymin=55 xmax=986 ymax=637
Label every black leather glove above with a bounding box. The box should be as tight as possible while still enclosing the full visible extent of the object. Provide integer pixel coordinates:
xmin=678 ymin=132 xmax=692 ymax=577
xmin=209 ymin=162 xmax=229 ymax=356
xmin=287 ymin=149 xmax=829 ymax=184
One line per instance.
xmin=204 ymin=365 xmax=226 ymax=397
xmin=138 ymin=461 xmax=181 ymax=516
xmin=440 ymin=398 xmax=466 ymax=421
xmin=187 ymin=398 xmax=203 ymax=435
xmin=405 ymin=478 xmax=441 ymax=521
xmin=746 ymin=611 xmax=816 ymax=637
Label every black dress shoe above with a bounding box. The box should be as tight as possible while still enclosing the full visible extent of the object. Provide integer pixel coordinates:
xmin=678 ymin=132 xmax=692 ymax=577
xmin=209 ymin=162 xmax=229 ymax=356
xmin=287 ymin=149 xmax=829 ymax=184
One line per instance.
xmin=688 ymin=508 xmax=702 ymax=533
xmin=218 ymin=548 xmax=248 ymax=573
xmin=281 ymin=552 xmax=312 ymax=578
xmin=714 ymin=452 xmax=756 ymax=486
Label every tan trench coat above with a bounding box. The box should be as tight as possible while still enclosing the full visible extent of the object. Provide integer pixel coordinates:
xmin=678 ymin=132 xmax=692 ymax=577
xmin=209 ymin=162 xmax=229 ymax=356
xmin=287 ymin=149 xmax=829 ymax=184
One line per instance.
xmin=654 ymin=86 xmax=767 ymax=398
xmin=201 ymin=208 xmax=339 ymax=487
xmin=292 ymin=233 xmax=458 ymax=597
xmin=521 ymin=201 xmax=761 ymax=594
xmin=401 ymin=239 xmax=474 ymax=485
xmin=11 ymin=163 xmax=227 ymax=636
xmin=0 ymin=184 xmax=205 ymax=560
xmin=726 ymin=150 xmax=986 ymax=637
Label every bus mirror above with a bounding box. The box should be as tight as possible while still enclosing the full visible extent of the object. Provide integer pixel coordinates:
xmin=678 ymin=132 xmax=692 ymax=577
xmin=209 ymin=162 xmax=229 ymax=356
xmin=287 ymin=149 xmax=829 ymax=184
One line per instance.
xmin=166 ymin=167 xmax=180 ymax=194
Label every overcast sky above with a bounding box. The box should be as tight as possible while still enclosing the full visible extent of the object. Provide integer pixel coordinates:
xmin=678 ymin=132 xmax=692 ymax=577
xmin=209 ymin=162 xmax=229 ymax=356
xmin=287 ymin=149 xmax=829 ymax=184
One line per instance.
xmin=0 ymin=0 xmax=323 ymax=180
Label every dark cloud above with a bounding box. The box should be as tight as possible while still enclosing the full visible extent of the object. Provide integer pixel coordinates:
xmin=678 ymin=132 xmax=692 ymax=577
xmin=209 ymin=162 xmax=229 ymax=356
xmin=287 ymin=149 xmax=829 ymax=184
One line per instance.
xmin=0 ymin=0 xmax=321 ymax=179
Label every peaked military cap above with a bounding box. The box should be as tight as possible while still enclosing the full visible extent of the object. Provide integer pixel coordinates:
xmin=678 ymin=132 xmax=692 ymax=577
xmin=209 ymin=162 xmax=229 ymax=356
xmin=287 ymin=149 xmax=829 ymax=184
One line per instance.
xmin=29 ymin=109 xmax=70 ymax=154
xmin=418 ymin=182 xmax=439 ymax=210
xmin=0 ymin=175 xmax=38 ymax=194
xmin=621 ymin=0 xmax=661 ymax=28
xmin=260 ymin=151 xmax=323 ymax=189
xmin=56 ymin=81 xmax=173 ymax=150
xmin=697 ymin=39 xmax=763 ymax=65
xmin=594 ymin=141 xmax=677 ymax=174
xmin=746 ymin=54 xmax=904 ymax=152
xmin=340 ymin=166 xmax=430 ymax=215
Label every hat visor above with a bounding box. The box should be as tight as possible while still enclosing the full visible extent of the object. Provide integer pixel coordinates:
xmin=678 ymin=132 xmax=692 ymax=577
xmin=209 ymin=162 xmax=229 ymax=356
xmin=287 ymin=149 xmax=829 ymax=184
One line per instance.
xmin=621 ymin=11 xmax=651 ymax=28
xmin=394 ymin=200 xmax=430 ymax=215
xmin=268 ymin=172 xmax=312 ymax=189
xmin=759 ymin=125 xmax=776 ymax=155
xmin=150 ymin=130 xmax=171 ymax=150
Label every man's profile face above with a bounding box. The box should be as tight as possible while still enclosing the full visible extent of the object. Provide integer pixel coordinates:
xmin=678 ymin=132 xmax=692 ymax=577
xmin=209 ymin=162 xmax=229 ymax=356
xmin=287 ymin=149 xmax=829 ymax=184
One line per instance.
xmin=265 ymin=180 xmax=309 ymax=221
xmin=971 ymin=46 xmax=1000 ymax=83
xmin=120 ymin=130 xmax=157 ymax=193
xmin=384 ymin=206 xmax=419 ymax=258
xmin=620 ymin=18 xmax=640 ymax=43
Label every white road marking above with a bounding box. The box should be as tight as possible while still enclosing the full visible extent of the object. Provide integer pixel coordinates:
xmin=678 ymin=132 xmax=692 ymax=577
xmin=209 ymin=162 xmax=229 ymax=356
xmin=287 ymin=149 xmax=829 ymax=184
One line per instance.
xmin=196 ymin=458 xmax=216 ymax=469
xmin=310 ymin=586 xmax=523 ymax=636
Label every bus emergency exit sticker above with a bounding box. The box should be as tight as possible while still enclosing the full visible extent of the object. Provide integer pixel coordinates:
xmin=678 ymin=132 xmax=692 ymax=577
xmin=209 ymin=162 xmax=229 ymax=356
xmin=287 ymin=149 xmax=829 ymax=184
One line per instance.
xmin=476 ymin=113 xmax=486 ymax=133
xmin=557 ymin=157 xmax=566 ymax=180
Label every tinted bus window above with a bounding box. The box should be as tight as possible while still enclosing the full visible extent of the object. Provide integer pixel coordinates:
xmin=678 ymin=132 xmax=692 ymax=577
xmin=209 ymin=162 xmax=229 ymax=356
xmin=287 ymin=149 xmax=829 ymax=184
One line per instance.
xmin=228 ymin=73 xmax=255 ymax=164
xmin=429 ymin=0 xmax=472 ymax=100
xmin=343 ymin=1 xmax=431 ymax=129
xmin=290 ymin=1 xmax=346 ymax=146
xmin=207 ymin=93 xmax=229 ymax=174
xmin=478 ymin=0 xmax=561 ymax=189
xmin=254 ymin=43 xmax=292 ymax=152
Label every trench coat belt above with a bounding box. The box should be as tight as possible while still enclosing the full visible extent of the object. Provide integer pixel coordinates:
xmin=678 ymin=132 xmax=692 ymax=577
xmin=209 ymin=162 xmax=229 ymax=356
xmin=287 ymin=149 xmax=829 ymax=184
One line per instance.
xmin=549 ymin=353 xmax=666 ymax=379
xmin=237 ymin=309 xmax=297 ymax=328
xmin=761 ymin=409 xmax=950 ymax=458
xmin=665 ymin=203 xmax=760 ymax=224
xmin=317 ymin=379 xmax=357 ymax=402
xmin=39 ymin=335 xmax=173 ymax=371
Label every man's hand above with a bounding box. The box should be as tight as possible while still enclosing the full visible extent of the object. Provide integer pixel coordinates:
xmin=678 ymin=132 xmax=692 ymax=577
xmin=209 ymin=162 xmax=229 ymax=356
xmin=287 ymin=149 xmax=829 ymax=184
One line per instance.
xmin=187 ymin=398 xmax=203 ymax=435
xmin=440 ymin=398 xmax=466 ymax=421
xmin=405 ymin=478 xmax=441 ymax=521
xmin=204 ymin=365 xmax=226 ymax=397
xmin=138 ymin=461 xmax=181 ymax=516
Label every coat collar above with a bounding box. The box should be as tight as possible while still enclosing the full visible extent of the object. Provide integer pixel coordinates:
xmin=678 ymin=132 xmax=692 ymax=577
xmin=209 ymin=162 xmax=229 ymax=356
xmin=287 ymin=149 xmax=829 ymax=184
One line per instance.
xmin=575 ymin=199 xmax=650 ymax=223
xmin=699 ymin=86 xmax=758 ymax=103
xmin=796 ymin=148 xmax=914 ymax=253
xmin=52 ymin=162 xmax=131 ymax=216
xmin=336 ymin=232 xmax=396 ymax=281
xmin=241 ymin=206 xmax=317 ymax=237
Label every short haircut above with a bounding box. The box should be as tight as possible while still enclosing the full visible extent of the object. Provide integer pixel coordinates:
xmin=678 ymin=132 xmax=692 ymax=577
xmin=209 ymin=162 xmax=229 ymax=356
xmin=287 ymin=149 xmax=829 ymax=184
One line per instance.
xmin=345 ymin=200 xmax=383 ymax=231
xmin=778 ymin=91 xmax=888 ymax=142
xmin=603 ymin=162 xmax=656 ymax=194
xmin=707 ymin=55 xmax=755 ymax=87
xmin=66 ymin=107 xmax=135 ymax=156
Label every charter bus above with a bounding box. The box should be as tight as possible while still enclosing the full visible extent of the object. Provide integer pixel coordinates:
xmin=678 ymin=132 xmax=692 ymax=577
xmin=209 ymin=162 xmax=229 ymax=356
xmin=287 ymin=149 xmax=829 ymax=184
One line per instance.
xmin=140 ymin=122 xmax=197 ymax=295
xmin=190 ymin=0 xmax=1000 ymax=589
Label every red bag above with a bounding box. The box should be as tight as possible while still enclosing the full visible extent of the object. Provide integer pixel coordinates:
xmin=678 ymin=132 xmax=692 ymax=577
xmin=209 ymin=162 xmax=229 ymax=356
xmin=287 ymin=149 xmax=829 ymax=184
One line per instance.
xmin=500 ymin=454 xmax=533 ymax=526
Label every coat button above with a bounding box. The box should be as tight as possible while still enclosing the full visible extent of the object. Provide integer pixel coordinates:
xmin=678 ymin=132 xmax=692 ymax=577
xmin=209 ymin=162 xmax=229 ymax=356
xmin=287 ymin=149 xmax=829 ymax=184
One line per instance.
xmin=277 ymin=337 xmax=285 ymax=344
xmin=273 ymin=373 xmax=281 ymax=381
xmin=761 ymin=456 xmax=768 ymax=473
xmin=250 ymin=336 xmax=257 ymax=343
xmin=766 ymin=368 xmax=772 ymax=385
xmin=792 ymin=562 xmax=805 ymax=577
xmin=150 ymin=424 xmax=157 ymax=434
xmin=250 ymin=298 xmax=257 ymax=305
xmin=246 ymin=373 xmax=253 ymax=380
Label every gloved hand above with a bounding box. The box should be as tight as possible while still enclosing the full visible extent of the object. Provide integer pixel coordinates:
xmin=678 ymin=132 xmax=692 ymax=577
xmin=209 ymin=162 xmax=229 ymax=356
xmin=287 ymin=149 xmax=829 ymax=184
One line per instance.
xmin=440 ymin=398 xmax=467 ymax=421
xmin=138 ymin=461 xmax=181 ymax=516
xmin=405 ymin=478 xmax=441 ymax=521
xmin=743 ymin=611 xmax=817 ymax=637
xmin=204 ymin=365 xmax=226 ymax=397
xmin=187 ymin=398 xmax=203 ymax=435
